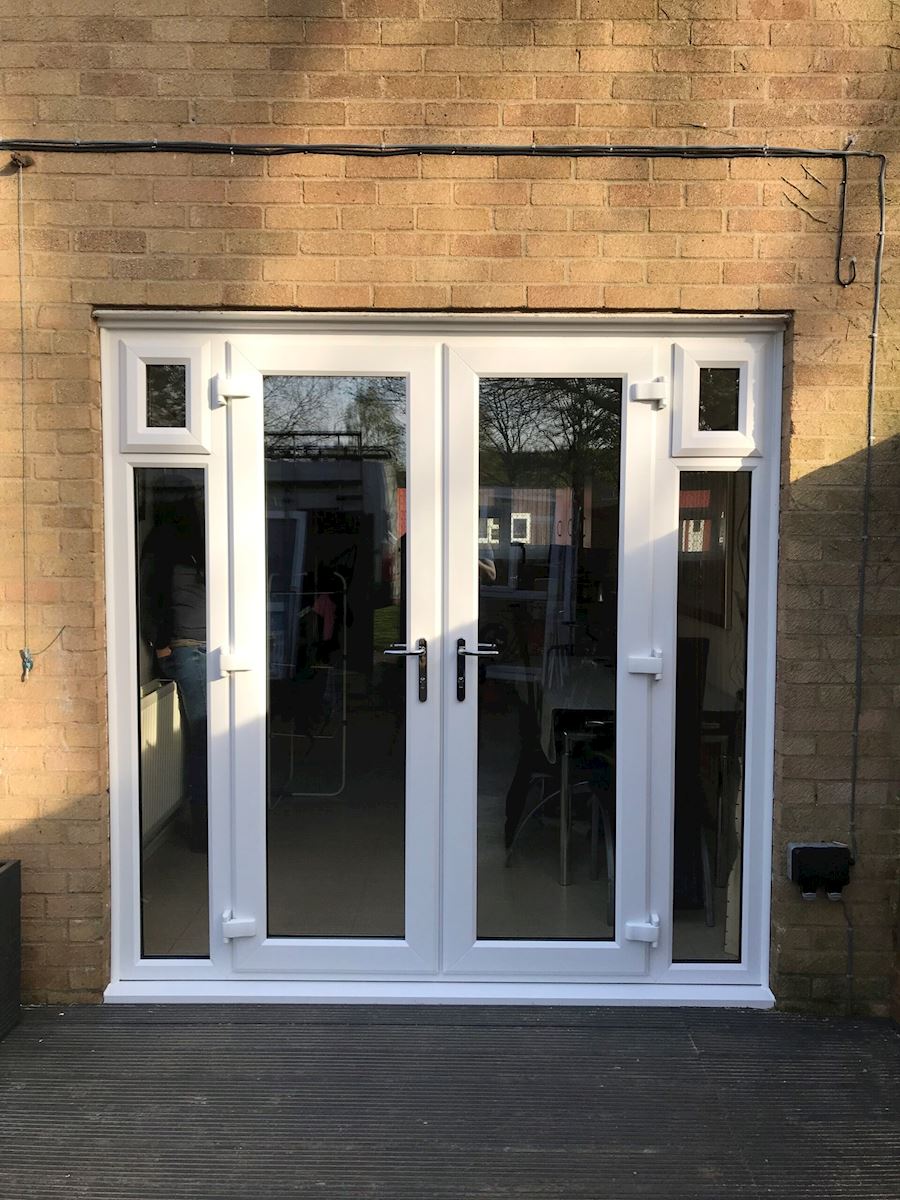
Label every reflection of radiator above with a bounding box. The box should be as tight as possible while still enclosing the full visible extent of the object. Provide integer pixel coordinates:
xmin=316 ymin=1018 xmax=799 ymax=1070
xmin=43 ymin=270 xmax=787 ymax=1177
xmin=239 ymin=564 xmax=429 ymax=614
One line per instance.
xmin=139 ymin=680 xmax=185 ymax=844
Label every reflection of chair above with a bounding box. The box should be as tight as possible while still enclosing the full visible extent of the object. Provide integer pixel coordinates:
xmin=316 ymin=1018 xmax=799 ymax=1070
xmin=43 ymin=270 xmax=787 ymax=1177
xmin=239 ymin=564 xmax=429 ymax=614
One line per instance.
xmin=674 ymin=636 xmax=715 ymax=927
xmin=505 ymin=715 xmax=616 ymax=924
xmin=561 ymin=721 xmax=615 ymax=918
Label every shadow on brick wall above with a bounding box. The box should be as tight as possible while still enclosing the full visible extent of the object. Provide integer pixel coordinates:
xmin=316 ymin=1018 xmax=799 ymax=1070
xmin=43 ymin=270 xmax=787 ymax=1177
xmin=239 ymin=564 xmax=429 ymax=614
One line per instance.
xmin=773 ymin=419 xmax=900 ymax=1017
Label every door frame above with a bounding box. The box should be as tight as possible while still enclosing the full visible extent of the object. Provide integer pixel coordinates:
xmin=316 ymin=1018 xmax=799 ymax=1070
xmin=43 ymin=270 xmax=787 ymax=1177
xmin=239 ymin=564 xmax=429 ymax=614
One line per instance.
xmin=100 ymin=311 xmax=783 ymax=1004
xmin=440 ymin=336 xmax=664 ymax=980
xmin=225 ymin=335 xmax=443 ymax=975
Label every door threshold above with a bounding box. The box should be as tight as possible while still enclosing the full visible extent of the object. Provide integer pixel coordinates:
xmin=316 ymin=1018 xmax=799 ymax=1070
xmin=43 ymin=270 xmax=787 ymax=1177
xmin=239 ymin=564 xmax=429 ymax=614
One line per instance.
xmin=105 ymin=980 xmax=775 ymax=1008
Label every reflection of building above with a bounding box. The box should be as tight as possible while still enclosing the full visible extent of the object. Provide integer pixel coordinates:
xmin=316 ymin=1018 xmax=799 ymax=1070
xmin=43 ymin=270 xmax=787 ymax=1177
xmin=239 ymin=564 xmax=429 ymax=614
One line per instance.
xmin=266 ymin=443 xmax=401 ymax=681
xmin=480 ymin=488 xmax=570 ymax=547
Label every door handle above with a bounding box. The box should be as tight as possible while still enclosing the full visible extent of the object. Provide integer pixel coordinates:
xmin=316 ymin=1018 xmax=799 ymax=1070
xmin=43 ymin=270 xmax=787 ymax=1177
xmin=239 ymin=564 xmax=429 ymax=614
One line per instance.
xmin=456 ymin=638 xmax=499 ymax=702
xmin=383 ymin=638 xmax=427 ymax=702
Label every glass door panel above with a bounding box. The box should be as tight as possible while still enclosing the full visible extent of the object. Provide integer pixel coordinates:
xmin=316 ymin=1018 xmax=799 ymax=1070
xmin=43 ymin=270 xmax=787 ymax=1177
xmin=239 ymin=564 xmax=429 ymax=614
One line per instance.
xmin=442 ymin=338 xmax=660 ymax=979
xmin=229 ymin=339 xmax=440 ymax=975
xmin=476 ymin=377 xmax=622 ymax=941
xmin=263 ymin=376 xmax=407 ymax=939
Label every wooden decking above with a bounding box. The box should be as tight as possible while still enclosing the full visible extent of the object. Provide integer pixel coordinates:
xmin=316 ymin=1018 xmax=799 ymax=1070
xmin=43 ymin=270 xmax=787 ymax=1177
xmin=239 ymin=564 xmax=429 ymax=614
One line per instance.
xmin=1 ymin=1005 xmax=898 ymax=1199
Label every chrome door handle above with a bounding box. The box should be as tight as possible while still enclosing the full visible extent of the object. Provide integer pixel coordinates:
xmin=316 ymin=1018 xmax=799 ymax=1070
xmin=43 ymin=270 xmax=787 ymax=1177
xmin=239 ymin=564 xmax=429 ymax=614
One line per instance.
xmin=383 ymin=638 xmax=427 ymax=702
xmin=456 ymin=638 xmax=499 ymax=702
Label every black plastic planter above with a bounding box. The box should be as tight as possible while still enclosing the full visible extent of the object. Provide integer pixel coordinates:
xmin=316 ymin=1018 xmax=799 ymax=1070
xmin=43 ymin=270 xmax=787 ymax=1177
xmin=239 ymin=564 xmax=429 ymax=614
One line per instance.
xmin=0 ymin=861 xmax=21 ymax=1040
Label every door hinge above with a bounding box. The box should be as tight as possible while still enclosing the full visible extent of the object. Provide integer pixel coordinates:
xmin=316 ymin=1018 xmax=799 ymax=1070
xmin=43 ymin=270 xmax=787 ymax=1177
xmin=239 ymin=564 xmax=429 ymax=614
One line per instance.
xmin=625 ymin=913 xmax=660 ymax=947
xmin=212 ymin=373 xmax=256 ymax=407
xmin=629 ymin=380 xmax=667 ymax=409
xmin=222 ymin=911 xmax=256 ymax=940
xmin=219 ymin=649 xmax=253 ymax=677
xmin=627 ymin=649 xmax=663 ymax=680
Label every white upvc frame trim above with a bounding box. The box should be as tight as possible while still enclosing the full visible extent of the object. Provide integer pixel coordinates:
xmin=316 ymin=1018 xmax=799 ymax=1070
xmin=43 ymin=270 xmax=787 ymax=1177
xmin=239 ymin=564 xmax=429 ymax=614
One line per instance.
xmin=224 ymin=334 xmax=444 ymax=976
xmin=97 ymin=310 xmax=789 ymax=336
xmin=441 ymin=336 xmax=659 ymax=980
xmin=105 ymin=978 xmax=774 ymax=1007
xmin=101 ymin=313 xmax=782 ymax=1002
xmin=102 ymin=330 xmax=233 ymax=983
xmin=671 ymin=336 xmax=768 ymax=458
xmin=119 ymin=332 xmax=213 ymax=454
xmin=650 ymin=330 xmax=782 ymax=988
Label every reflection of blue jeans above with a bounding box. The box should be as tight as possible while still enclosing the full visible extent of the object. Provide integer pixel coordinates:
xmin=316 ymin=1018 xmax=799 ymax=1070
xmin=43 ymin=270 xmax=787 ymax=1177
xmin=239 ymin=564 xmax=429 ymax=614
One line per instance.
xmin=159 ymin=645 xmax=208 ymax=823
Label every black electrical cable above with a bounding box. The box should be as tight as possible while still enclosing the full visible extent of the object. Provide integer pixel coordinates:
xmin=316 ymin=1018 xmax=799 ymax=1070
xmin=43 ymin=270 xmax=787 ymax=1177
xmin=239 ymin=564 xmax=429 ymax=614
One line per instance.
xmin=836 ymin=155 xmax=858 ymax=287
xmin=847 ymin=152 xmax=886 ymax=870
xmin=0 ymin=136 xmax=887 ymax=162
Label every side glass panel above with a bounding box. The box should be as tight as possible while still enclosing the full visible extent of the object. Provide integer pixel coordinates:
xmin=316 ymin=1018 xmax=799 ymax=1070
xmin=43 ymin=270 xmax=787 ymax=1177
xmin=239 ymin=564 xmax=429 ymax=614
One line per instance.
xmin=673 ymin=471 xmax=750 ymax=962
xmin=263 ymin=376 xmax=407 ymax=938
xmin=146 ymin=363 xmax=187 ymax=428
xmin=134 ymin=467 xmax=209 ymax=958
xmin=476 ymin=378 xmax=622 ymax=940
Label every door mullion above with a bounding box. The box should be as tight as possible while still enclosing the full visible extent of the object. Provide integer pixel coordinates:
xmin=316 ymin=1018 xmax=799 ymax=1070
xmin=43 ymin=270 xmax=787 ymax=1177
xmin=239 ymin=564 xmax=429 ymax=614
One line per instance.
xmin=646 ymin=342 xmax=679 ymax=978
xmin=225 ymin=347 xmax=268 ymax=964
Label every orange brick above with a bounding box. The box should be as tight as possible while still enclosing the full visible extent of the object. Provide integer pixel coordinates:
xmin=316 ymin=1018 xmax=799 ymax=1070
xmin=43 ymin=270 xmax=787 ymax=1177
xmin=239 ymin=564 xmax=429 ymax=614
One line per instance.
xmin=577 ymin=102 xmax=654 ymax=127
xmin=502 ymin=103 xmax=577 ymax=126
xmin=680 ymin=233 xmax=756 ymax=258
xmin=649 ymin=208 xmax=723 ymax=232
xmin=534 ymin=20 xmax=612 ymax=46
xmin=451 ymin=233 xmax=522 ymax=257
xmin=416 ymin=208 xmax=490 ymax=230
xmin=450 ymin=283 xmax=526 ymax=306
xmin=381 ymin=20 xmax=455 ymax=44
xmin=526 ymin=232 xmax=600 ymax=257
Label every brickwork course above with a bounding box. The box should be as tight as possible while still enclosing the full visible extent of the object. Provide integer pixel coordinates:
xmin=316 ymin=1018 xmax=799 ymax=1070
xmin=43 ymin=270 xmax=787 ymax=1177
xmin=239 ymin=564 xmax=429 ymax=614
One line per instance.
xmin=0 ymin=0 xmax=897 ymax=1014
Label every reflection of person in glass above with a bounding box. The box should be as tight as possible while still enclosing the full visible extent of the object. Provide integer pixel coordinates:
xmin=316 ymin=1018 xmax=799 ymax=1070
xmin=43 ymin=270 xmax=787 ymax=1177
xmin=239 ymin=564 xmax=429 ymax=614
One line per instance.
xmin=141 ymin=493 xmax=208 ymax=853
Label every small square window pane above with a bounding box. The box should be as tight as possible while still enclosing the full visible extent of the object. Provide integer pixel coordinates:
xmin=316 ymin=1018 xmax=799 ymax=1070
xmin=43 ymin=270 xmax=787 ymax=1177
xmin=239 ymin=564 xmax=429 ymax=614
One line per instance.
xmin=147 ymin=363 xmax=187 ymax=428
xmin=699 ymin=367 xmax=740 ymax=432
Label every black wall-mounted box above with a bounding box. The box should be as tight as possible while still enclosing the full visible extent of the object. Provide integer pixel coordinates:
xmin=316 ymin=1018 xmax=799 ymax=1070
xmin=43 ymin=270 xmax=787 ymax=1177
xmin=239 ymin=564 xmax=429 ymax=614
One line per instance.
xmin=787 ymin=842 xmax=853 ymax=900
xmin=0 ymin=860 xmax=21 ymax=1041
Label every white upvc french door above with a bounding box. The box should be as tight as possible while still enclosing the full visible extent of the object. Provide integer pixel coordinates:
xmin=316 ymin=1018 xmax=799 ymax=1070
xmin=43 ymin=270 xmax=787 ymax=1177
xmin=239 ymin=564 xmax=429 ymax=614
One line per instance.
xmin=441 ymin=336 xmax=668 ymax=979
xmin=223 ymin=332 xmax=668 ymax=980
xmin=103 ymin=314 xmax=779 ymax=1000
xmin=226 ymin=335 xmax=443 ymax=974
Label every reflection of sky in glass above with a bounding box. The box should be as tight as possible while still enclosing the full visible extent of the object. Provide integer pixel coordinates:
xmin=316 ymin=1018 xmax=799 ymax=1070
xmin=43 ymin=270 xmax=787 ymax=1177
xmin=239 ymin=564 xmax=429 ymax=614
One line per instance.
xmin=479 ymin=377 xmax=621 ymax=492
xmin=263 ymin=376 xmax=406 ymax=464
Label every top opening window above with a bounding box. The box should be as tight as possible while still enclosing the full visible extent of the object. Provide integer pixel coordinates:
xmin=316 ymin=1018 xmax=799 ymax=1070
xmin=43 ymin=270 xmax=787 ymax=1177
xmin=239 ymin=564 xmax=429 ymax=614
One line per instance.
xmin=672 ymin=338 xmax=766 ymax=458
xmin=117 ymin=335 xmax=211 ymax=454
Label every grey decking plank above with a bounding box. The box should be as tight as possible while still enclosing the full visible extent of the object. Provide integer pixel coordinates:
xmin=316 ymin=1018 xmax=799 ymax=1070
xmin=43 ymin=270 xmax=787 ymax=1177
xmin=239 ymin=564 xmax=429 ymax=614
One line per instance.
xmin=1 ymin=1007 xmax=898 ymax=1199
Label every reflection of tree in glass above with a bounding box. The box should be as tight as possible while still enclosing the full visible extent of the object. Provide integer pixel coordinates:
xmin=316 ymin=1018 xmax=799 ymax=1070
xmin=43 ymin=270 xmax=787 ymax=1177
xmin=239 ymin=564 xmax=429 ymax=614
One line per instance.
xmin=263 ymin=376 xmax=336 ymax=437
xmin=698 ymin=368 xmax=740 ymax=431
xmin=343 ymin=379 xmax=406 ymax=465
xmin=480 ymin=378 xmax=621 ymax=558
xmin=479 ymin=377 xmax=621 ymax=490
xmin=263 ymin=376 xmax=405 ymax=467
xmin=146 ymin=364 xmax=187 ymax=428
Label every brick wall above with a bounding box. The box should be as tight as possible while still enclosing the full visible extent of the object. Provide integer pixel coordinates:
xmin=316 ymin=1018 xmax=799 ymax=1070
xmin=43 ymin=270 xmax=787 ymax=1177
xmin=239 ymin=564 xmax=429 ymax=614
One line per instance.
xmin=0 ymin=1 xmax=897 ymax=1011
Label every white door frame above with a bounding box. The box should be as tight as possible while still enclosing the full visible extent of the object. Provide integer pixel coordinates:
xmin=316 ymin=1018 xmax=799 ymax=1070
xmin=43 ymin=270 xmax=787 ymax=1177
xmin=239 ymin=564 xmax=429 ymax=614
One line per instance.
xmin=441 ymin=336 xmax=663 ymax=980
xmin=100 ymin=312 xmax=782 ymax=1005
xmin=225 ymin=335 xmax=443 ymax=975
